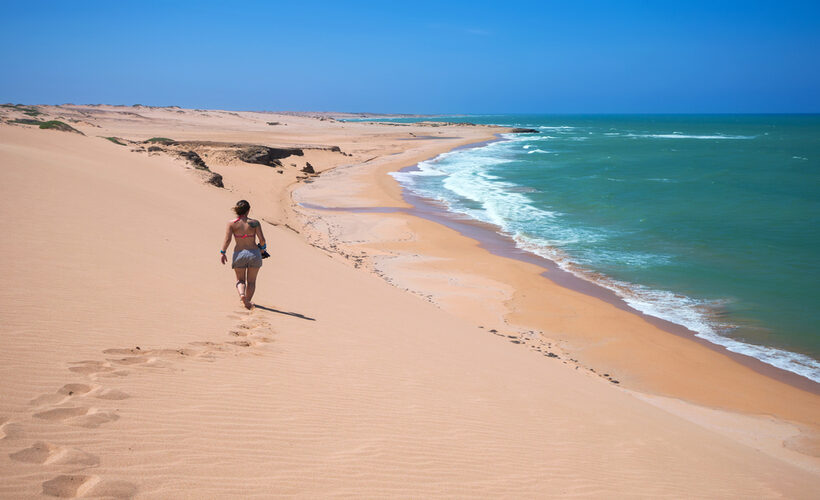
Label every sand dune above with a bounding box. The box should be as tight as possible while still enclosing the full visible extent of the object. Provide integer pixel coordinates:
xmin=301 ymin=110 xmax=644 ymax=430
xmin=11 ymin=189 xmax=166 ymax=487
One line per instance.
xmin=0 ymin=106 xmax=818 ymax=498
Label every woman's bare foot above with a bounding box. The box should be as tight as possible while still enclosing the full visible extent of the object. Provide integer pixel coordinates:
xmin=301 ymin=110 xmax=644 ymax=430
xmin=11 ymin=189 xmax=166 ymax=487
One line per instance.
xmin=243 ymin=298 xmax=253 ymax=310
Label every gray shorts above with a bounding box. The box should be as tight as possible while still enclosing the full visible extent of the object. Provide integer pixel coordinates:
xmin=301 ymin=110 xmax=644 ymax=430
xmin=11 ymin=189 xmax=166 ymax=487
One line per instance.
xmin=232 ymin=248 xmax=263 ymax=269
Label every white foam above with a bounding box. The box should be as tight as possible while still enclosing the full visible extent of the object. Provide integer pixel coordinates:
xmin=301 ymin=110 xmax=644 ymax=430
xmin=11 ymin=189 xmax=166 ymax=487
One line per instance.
xmin=391 ymin=157 xmax=449 ymax=186
xmin=620 ymin=289 xmax=820 ymax=382
xmin=502 ymin=134 xmax=557 ymax=146
xmin=391 ymin=135 xmax=820 ymax=384
xmin=527 ymin=149 xmax=549 ymax=154
xmin=514 ymin=233 xmax=820 ymax=383
xmin=506 ymin=186 xmax=538 ymax=193
xmin=625 ymin=133 xmax=756 ymax=140
xmin=538 ymin=126 xmax=576 ymax=130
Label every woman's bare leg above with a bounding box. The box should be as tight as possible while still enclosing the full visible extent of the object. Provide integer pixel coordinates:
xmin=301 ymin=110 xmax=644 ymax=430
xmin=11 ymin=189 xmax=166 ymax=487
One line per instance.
xmin=234 ymin=268 xmax=247 ymax=304
xmin=244 ymin=267 xmax=260 ymax=308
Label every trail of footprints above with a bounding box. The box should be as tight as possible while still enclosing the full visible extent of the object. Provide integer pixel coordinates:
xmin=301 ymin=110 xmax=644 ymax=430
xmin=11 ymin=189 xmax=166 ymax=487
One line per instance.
xmin=3 ymin=313 xmax=275 ymax=498
xmin=482 ymin=326 xmax=622 ymax=385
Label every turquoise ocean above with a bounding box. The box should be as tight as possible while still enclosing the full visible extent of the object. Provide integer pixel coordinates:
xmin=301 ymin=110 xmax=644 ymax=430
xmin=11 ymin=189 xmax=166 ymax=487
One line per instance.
xmin=355 ymin=115 xmax=820 ymax=382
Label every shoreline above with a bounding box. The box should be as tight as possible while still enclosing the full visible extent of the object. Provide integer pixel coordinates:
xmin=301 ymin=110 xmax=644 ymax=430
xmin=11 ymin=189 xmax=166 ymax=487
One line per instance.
xmin=393 ymin=140 xmax=820 ymax=394
xmin=293 ymin=132 xmax=820 ymax=433
xmin=399 ymin=180 xmax=820 ymax=395
xmin=299 ymin=135 xmax=820 ymax=394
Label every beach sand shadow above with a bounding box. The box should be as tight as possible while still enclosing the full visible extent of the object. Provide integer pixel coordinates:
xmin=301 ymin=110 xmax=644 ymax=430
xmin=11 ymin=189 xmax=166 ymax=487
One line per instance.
xmin=253 ymin=304 xmax=316 ymax=321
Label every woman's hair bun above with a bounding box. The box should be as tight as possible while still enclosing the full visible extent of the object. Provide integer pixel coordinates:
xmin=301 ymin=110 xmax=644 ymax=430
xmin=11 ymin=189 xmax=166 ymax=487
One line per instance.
xmin=233 ymin=200 xmax=250 ymax=216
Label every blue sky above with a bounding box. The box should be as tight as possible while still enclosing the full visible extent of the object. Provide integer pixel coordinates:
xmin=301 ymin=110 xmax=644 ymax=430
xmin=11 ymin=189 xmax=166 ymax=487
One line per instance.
xmin=1 ymin=1 xmax=818 ymax=113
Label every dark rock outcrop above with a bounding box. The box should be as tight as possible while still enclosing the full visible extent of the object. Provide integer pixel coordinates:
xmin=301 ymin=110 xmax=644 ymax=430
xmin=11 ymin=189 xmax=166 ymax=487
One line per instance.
xmin=178 ymin=150 xmax=208 ymax=170
xmin=206 ymin=172 xmax=224 ymax=188
xmin=301 ymin=162 xmax=315 ymax=174
xmin=237 ymin=146 xmax=304 ymax=167
xmin=510 ymin=128 xmax=539 ymax=134
xmin=174 ymin=149 xmax=223 ymax=188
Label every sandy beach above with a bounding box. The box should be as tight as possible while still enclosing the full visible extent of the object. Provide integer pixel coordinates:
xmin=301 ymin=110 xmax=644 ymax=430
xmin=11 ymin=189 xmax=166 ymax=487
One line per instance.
xmin=1 ymin=104 xmax=819 ymax=498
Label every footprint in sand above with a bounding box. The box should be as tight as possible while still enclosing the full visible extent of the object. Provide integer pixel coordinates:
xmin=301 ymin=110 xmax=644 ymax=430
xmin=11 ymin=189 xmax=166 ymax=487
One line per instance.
xmin=231 ymin=319 xmax=275 ymax=341
xmin=30 ymin=384 xmax=97 ymax=407
xmin=42 ymin=475 xmax=100 ymax=498
xmin=33 ymin=407 xmax=119 ymax=428
xmin=0 ymin=417 xmax=24 ymax=440
xmin=10 ymin=441 xmax=99 ymax=466
xmin=189 ymin=341 xmax=219 ymax=348
xmin=67 ymin=361 xmax=113 ymax=375
xmin=94 ymin=388 xmax=130 ymax=400
xmin=108 ymin=356 xmax=146 ymax=365
xmin=188 ymin=341 xmax=231 ymax=355
xmin=73 ymin=409 xmax=120 ymax=429
xmin=102 ymin=347 xmax=147 ymax=356
xmin=108 ymin=356 xmax=162 ymax=367
xmin=104 ymin=346 xmax=203 ymax=358
xmin=184 ymin=342 xmax=224 ymax=362
xmin=58 ymin=383 xmax=95 ymax=396
xmin=86 ymin=479 xmax=138 ymax=498
xmin=151 ymin=348 xmax=200 ymax=359
xmin=42 ymin=475 xmax=138 ymax=498
xmin=239 ymin=319 xmax=271 ymax=330
xmin=28 ymin=393 xmax=68 ymax=407
xmin=34 ymin=407 xmax=90 ymax=421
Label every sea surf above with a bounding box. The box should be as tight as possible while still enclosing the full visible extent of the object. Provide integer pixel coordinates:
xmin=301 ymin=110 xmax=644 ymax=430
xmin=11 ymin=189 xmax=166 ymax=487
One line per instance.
xmin=369 ymin=114 xmax=820 ymax=383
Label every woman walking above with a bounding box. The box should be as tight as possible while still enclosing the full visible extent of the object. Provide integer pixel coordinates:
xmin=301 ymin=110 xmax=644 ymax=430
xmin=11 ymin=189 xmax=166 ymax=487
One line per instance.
xmin=220 ymin=200 xmax=266 ymax=309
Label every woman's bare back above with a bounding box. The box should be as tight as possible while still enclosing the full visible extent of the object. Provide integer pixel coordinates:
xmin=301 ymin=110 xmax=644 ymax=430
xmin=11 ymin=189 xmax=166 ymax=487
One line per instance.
xmin=231 ymin=218 xmax=260 ymax=251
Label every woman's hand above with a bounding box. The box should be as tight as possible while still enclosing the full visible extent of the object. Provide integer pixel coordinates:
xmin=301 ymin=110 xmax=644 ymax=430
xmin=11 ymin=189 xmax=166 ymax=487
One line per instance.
xmin=221 ymin=223 xmax=233 ymax=265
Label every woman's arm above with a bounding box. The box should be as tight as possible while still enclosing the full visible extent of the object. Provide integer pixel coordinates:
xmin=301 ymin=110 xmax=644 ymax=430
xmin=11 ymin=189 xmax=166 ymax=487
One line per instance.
xmin=255 ymin=220 xmax=266 ymax=247
xmin=220 ymin=222 xmax=233 ymax=264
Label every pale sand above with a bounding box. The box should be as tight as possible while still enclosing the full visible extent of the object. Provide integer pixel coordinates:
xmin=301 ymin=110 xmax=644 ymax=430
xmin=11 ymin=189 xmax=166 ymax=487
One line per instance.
xmin=0 ymin=105 xmax=818 ymax=498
